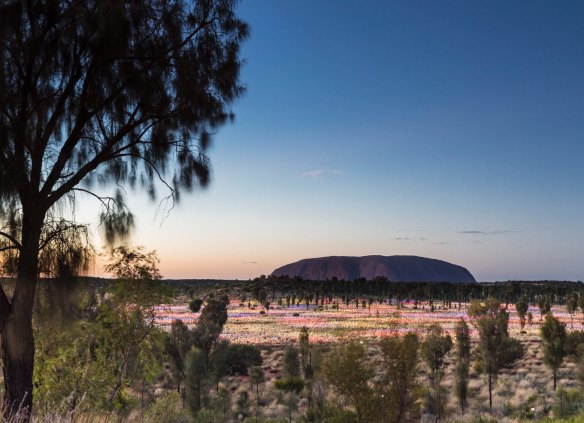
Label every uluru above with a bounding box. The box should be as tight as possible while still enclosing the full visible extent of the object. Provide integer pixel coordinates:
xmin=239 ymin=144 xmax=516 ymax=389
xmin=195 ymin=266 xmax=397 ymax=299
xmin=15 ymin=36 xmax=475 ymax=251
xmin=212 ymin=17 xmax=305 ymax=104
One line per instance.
xmin=271 ymin=255 xmax=476 ymax=283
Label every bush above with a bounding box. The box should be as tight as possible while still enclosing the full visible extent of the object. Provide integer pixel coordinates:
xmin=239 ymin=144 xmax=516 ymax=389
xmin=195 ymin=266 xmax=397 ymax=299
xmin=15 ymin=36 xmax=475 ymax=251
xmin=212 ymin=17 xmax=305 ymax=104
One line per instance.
xmin=553 ymin=387 xmax=584 ymax=419
xmin=566 ymin=331 xmax=584 ymax=356
xmin=226 ymin=344 xmax=263 ymax=375
xmin=499 ymin=337 xmax=526 ymax=368
xmin=143 ymin=392 xmax=191 ymax=423
xmin=302 ymin=403 xmax=358 ymax=423
xmin=194 ymin=409 xmax=219 ymax=423
xmin=274 ymin=376 xmax=304 ymax=393
xmin=189 ymin=298 xmax=204 ymax=313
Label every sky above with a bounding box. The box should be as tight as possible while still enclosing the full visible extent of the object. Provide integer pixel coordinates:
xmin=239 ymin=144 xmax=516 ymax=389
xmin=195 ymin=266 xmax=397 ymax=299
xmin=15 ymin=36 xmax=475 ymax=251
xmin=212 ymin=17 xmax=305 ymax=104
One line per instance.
xmin=85 ymin=1 xmax=584 ymax=281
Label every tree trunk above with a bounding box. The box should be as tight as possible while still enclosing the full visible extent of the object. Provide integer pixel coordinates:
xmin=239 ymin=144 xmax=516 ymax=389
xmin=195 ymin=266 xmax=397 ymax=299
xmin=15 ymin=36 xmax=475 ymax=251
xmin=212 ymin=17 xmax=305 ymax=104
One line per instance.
xmin=1 ymin=314 xmax=35 ymax=420
xmin=1 ymin=213 xmax=41 ymax=421
xmin=553 ymin=369 xmax=557 ymax=391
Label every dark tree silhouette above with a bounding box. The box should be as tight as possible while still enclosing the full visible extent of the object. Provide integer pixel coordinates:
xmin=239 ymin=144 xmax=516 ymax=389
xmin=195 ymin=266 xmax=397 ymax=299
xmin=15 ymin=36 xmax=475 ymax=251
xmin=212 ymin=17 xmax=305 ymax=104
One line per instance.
xmin=515 ymin=297 xmax=529 ymax=332
xmin=454 ymin=319 xmax=471 ymax=414
xmin=0 ymin=0 xmax=248 ymax=416
xmin=193 ymin=297 xmax=229 ymax=366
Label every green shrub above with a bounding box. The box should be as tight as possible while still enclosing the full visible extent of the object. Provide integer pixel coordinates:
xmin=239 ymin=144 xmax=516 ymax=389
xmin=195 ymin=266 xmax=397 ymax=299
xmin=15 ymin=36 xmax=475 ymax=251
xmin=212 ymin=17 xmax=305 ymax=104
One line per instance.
xmin=194 ymin=409 xmax=218 ymax=423
xmin=566 ymin=331 xmax=584 ymax=356
xmin=274 ymin=377 xmax=304 ymax=393
xmin=226 ymin=344 xmax=262 ymax=375
xmin=553 ymin=387 xmax=584 ymax=419
xmin=143 ymin=392 xmax=191 ymax=423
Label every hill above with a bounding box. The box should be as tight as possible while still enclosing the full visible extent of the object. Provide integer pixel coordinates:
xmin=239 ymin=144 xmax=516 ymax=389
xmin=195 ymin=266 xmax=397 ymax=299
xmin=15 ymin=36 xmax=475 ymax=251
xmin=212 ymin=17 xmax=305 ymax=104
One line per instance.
xmin=271 ymin=255 xmax=476 ymax=282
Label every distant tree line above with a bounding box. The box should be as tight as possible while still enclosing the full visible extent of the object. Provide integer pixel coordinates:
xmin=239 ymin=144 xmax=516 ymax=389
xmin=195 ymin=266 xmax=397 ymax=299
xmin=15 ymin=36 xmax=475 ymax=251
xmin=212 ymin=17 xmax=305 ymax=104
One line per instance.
xmin=170 ymin=277 xmax=584 ymax=312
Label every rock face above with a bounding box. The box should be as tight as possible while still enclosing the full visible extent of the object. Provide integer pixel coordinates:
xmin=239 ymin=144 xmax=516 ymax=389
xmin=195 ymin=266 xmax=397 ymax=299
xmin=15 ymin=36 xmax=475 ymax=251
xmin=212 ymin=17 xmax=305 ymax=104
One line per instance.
xmin=271 ymin=255 xmax=475 ymax=283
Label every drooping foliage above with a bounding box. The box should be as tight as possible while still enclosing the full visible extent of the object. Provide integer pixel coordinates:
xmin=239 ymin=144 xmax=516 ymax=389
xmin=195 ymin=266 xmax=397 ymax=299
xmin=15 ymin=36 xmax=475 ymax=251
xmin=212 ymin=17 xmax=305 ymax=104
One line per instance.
xmin=0 ymin=0 xmax=248 ymax=416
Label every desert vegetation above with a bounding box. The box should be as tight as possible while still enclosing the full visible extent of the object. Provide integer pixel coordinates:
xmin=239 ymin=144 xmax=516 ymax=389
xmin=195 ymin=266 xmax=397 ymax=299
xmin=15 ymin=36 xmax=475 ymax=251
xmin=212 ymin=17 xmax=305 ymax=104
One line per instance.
xmin=2 ymin=262 xmax=584 ymax=422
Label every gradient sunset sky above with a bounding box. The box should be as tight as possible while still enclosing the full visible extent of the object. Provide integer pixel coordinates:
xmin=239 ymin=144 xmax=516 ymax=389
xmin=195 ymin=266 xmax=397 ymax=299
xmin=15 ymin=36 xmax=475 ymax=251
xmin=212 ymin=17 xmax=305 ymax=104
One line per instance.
xmin=84 ymin=1 xmax=584 ymax=281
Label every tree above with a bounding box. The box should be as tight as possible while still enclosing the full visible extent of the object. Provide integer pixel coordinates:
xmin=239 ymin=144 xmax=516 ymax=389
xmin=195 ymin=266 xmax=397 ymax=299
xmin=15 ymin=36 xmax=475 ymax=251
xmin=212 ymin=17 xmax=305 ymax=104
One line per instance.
xmin=454 ymin=319 xmax=471 ymax=414
xmin=567 ymin=293 xmax=578 ymax=328
xmin=538 ymin=297 xmax=551 ymax=320
xmin=193 ymin=297 xmax=229 ymax=366
xmin=378 ymin=333 xmax=420 ymax=423
xmin=469 ymin=298 xmax=524 ymax=412
xmin=208 ymin=340 xmax=230 ymax=392
xmin=421 ymin=324 xmax=452 ymax=383
xmin=515 ymin=297 xmax=529 ymax=332
xmin=420 ymin=324 xmax=452 ymax=422
xmin=250 ymin=365 xmax=265 ymax=416
xmin=283 ymin=346 xmax=300 ymax=379
xmin=322 ymin=341 xmax=379 ymax=423
xmin=541 ymin=312 xmax=567 ymax=390
xmin=34 ymin=247 xmax=170 ymax=413
xmin=185 ymin=348 xmax=208 ymax=416
xmin=578 ymin=294 xmax=584 ymax=322
xmin=299 ymin=326 xmax=311 ymax=376
xmin=0 ymin=0 xmax=248 ymax=416
xmin=166 ymin=319 xmax=194 ymax=395
xmin=468 ymin=297 xmax=501 ymax=319
xmin=475 ymin=310 xmax=524 ymax=411
xmin=99 ymin=247 xmax=171 ymax=406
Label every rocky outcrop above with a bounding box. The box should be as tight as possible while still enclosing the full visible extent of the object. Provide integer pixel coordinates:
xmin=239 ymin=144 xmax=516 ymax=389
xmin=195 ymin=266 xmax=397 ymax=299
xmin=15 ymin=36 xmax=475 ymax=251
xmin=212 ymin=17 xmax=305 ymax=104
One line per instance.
xmin=271 ymin=255 xmax=475 ymax=283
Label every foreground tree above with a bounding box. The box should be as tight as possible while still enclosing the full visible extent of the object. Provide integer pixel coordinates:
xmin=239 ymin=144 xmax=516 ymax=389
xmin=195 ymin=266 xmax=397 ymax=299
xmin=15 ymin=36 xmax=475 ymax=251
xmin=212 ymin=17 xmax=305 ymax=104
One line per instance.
xmin=541 ymin=312 xmax=567 ymax=390
xmin=185 ymin=348 xmax=208 ymax=415
xmin=454 ymin=319 xmax=471 ymax=414
xmin=166 ymin=319 xmax=193 ymax=396
xmin=250 ymin=365 xmax=265 ymax=418
xmin=193 ymin=296 xmax=229 ymax=366
xmin=322 ymin=341 xmax=378 ymax=423
xmin=0 ymin=0 xmax=247 ymax=416
xmin=34 ymin=247 xmax=170 ymax=413
xmin=471 ymin=298 xmax=525 ymax=411
xmin=421 ymin=324 xmax=452 ymax=422
xmin=378 ymin=333 xmax=420 ymax=423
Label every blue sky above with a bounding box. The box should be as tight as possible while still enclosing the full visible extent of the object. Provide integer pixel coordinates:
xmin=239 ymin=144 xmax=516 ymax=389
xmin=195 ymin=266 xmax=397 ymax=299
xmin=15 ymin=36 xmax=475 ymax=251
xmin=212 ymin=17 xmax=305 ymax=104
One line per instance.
xmin=89 ymin=1 xmax=584 ymax=281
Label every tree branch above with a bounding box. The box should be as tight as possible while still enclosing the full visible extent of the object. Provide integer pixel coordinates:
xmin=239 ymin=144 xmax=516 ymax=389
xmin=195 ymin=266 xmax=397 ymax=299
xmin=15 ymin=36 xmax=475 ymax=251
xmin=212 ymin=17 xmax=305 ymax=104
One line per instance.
xmin=0 ymin=231 xmax=22 ymax=250
xmin=38 ymin=223 xmax=85 ymax=251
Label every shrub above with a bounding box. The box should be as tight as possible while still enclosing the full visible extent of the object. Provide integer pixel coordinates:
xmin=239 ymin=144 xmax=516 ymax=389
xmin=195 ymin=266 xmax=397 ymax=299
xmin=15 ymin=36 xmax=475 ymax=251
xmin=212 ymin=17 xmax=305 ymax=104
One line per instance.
xmin=565 ymin=331 xmax=584 ymax=355
xmin=226 ymin=344 xmax=263 ymax=375
xmin=143 ymin=392 xmax=191 ymax=423
xmin=189 ymin=298 xmax=204 ymax=313
xmin=553 ymin=387 xmax=584 ymax=419
xmin=274 ymin=377 xmax=305 ymax=393
xmin=194 ymin=409 xmax=219 ymax=423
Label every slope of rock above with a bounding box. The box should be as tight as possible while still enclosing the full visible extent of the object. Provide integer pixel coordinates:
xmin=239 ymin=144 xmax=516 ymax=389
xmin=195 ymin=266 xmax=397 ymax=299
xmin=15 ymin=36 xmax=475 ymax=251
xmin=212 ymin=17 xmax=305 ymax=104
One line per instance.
xmin=271 ymin=255 xmax=475 ymax=282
